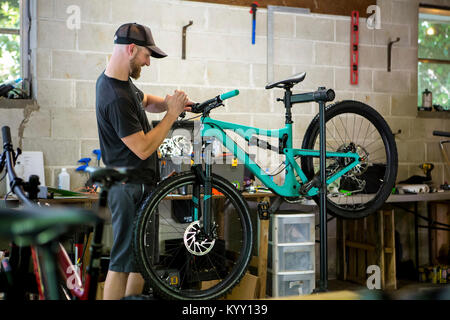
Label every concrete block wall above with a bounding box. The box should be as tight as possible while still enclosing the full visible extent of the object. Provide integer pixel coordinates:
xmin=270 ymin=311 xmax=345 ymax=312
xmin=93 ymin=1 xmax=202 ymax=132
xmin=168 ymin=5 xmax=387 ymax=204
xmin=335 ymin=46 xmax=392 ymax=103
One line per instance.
xmin=1 ymin=0 xmax=447 ymax=189
xmin=1 ymin=0 xmax=449 ymax=276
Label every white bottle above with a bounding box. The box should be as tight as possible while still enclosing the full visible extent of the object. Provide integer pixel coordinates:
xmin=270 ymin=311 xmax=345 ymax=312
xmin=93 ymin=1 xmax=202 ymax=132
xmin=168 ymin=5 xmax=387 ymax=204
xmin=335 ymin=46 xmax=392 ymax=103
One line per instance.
xmin=58 ymin=168 xmax=70 ymax=190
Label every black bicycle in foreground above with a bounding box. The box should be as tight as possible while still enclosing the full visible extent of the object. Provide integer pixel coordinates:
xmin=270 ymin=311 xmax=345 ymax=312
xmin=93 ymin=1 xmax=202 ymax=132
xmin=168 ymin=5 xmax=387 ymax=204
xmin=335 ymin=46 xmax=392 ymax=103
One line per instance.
xmin=0 ymin=125 xmax=155 ymax=300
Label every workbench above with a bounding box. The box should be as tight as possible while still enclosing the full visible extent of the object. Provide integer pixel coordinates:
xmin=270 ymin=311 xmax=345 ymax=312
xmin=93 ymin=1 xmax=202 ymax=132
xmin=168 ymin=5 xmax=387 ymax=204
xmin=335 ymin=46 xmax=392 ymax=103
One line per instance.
xmin=2 ymin=191 xmax=279 ymax=299
xmin=336 ymin=191 xmax=450 ymax=290
xmin=4 ymin=190 xmax=449 ymax=296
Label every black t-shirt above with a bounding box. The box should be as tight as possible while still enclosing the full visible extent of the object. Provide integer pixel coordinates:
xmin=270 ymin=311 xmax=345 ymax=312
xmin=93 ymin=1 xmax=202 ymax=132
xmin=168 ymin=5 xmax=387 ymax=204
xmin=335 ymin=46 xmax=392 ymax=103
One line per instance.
xmin=95 ymin=72 xmax=157 ymax=171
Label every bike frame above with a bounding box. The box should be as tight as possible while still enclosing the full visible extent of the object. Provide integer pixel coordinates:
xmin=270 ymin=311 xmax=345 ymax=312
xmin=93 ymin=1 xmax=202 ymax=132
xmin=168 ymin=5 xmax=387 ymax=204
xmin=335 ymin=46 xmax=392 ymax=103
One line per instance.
xmin=18 ymin=213 xmax=103 ymax=300
xmin=200 ymin=112 xmax=360 ymax=198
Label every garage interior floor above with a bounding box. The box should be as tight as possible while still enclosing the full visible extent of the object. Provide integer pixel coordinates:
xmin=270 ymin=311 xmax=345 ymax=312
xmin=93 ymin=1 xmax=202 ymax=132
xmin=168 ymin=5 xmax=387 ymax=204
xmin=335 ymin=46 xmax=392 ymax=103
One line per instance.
xmin=324 ymin=279 xmax=450 ymax=299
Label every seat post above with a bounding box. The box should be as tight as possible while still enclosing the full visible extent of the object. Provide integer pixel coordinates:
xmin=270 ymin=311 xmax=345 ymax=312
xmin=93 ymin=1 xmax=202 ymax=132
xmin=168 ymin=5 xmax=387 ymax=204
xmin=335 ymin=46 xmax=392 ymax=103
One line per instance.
xmin=283 ymin=87 xmax=293 ymax=124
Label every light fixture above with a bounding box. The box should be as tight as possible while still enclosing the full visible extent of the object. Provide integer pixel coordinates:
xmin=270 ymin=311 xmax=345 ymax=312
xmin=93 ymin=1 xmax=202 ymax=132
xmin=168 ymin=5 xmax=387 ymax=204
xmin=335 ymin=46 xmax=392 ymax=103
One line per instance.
xmin=426 ymin=26 xmax=435 ymax=35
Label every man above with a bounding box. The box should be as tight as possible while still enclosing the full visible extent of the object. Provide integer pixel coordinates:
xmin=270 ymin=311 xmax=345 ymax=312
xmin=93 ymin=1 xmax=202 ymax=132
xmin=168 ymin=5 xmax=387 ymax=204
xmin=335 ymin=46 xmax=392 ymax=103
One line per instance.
xmin=95 ymin=23 xmax=191 ymax=300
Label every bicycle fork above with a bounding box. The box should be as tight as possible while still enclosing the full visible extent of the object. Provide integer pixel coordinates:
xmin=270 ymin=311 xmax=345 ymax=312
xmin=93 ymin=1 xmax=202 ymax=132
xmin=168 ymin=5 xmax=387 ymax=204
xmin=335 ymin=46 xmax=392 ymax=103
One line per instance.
xmin=191 ymin=138 xmax=214 ymax=238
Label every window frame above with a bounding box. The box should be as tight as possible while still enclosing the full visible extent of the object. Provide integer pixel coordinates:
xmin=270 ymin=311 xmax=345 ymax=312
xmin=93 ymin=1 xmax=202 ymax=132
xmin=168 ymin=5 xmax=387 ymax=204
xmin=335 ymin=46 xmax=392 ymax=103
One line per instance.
xmin=0 ymin=0 xmax=31 ymax=98
xmin=417 ymin=3 xmax=450 ymax=108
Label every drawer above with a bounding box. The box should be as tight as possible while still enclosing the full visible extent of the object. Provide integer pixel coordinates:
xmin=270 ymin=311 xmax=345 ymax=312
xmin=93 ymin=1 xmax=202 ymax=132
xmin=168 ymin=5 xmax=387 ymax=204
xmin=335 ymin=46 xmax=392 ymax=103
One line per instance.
xmin=270 ymin=213 xmax=315 ymax=244
xmin=269 ymin=243 xmax=315 ymax=272
xmin=267 ymin=271 xmax=316 ymax=297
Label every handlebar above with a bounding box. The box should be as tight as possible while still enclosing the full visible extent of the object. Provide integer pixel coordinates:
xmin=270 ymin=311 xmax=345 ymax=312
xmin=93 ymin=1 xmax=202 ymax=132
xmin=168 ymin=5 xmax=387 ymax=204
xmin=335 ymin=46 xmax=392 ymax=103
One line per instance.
xmin=219 ymin=89 xmax=239 ymax=101
xmin=2 ymin=126 xmax=12 ymax=147
xmin=1 ymin=126 xmax=35 ymax=207
xmin=188 ymin=89 xmax=240 ymax=115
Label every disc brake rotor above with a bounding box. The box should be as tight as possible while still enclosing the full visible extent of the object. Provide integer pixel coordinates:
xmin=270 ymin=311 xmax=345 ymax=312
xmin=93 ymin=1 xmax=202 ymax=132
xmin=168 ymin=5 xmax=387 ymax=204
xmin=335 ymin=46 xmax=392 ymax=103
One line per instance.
xmin=183 ymin=221 xmax=216 ymax=256
xmin=337 ymin=143 xmax=370 ymax=176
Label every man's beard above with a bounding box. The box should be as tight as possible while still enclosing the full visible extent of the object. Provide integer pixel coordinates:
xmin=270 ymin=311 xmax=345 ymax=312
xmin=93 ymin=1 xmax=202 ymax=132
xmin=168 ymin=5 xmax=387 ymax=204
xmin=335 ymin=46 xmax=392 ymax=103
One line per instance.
xmin=130 ymin=57 xmax=142 ymax=79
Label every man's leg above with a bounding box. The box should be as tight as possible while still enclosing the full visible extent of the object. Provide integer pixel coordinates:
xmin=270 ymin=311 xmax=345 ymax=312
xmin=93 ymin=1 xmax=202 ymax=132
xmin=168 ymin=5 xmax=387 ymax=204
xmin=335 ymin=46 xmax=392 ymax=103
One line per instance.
xmin=103 ymin=270 xmax=129 ymax=300
xmin=125 ymin=272 xmax=145 ymax=297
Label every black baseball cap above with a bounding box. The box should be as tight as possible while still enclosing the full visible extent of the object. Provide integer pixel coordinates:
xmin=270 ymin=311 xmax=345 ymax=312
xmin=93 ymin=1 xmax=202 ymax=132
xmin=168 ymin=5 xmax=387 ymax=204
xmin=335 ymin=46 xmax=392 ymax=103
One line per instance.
xmin=114 ymin=23 xmax=167 ymax=58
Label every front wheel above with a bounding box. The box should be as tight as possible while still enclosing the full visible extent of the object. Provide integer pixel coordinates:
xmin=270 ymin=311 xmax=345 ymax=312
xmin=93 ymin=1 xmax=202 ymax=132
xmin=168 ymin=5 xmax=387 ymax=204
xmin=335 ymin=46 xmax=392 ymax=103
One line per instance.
xmin=133 ymin=171 xmax=253 ymax=300
xmin=301 ymin=100 xmax=398 ymax=219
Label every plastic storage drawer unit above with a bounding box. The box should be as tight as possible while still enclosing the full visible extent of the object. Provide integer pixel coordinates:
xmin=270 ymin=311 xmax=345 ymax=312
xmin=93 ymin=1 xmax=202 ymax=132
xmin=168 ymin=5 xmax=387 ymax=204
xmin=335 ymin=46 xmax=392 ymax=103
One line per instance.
xmin=267 ymin=271 xmax=316 ymax=297
xmin=269 ymin=213 xmax=315 ymax=244
xmin=273 ymin=244 xmax=315 ymax=272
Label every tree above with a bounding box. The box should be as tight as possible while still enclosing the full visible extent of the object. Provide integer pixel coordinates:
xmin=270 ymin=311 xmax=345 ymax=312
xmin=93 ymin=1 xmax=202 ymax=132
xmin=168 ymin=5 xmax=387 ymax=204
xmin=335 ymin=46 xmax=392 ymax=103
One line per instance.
xmin=0 ymin=0 xmax=20 ymax=84
xmin=418 ymin=19 xmax=449 ymax=108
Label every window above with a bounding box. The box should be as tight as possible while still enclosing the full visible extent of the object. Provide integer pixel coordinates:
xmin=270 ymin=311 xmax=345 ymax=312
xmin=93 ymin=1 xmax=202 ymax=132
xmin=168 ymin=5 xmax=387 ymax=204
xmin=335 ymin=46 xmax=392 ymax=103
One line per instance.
xmin=0 ymin=0 xmax=30 ymax=98
xmin=0 ymin=0 xmax=20 ymax=83
xmin=418 ymin=4 xmax=450 ymax=109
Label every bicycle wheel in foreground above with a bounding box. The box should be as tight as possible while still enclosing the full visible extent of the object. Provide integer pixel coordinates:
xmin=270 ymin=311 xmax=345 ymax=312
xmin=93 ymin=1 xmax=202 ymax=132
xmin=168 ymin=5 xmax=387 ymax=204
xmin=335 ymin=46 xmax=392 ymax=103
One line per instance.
xmin=301 ymin=100 xmax=398 ymax=219
xmin=133 ymin=171 xmax=253 ymax=300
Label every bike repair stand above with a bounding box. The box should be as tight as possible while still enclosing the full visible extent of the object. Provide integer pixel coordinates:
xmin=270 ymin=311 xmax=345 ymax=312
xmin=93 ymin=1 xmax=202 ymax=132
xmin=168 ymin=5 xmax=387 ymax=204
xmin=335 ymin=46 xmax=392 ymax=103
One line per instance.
xmin=315 ymin=89 xmax=328 ymax=293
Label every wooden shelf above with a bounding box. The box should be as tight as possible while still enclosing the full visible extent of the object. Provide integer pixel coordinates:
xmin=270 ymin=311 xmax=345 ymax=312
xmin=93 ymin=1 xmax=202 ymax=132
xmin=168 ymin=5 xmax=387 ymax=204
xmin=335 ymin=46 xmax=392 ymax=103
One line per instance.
xmin=0 ymin=98 xmax=34 ymax=109
xmin=418 ymin=110 xmax=450 ymax=118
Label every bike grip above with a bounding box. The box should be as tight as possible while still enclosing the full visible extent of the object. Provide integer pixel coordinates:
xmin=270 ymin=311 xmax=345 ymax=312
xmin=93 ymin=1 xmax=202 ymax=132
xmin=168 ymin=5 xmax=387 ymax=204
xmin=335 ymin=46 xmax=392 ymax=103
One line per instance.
xmin=219 ymin=89 xmax=239 ymax=101
xmin=2 ymin=126 xmax=11 ymax=145
xmin=433 ymin=130 xmax=450 ymax=137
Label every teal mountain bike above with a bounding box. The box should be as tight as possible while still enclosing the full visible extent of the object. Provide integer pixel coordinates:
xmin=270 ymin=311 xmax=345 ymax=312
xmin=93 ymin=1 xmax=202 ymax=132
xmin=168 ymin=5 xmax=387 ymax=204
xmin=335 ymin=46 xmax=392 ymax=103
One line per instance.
xmin=133 ymin=72 xmax=398 ymax=300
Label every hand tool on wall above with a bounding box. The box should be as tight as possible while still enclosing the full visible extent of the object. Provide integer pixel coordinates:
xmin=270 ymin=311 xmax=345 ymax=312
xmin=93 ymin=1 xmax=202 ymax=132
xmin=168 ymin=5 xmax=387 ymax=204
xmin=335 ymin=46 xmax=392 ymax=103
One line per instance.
xmin=387 ymin=37 xmax=400 ymax=72
xmin=350 ymin=11 xmax=359 ymax=85
xmin=250 ymin=1 xmax=259 ymax=45
xmin=182 ymin=20 xmax=193 ymax=60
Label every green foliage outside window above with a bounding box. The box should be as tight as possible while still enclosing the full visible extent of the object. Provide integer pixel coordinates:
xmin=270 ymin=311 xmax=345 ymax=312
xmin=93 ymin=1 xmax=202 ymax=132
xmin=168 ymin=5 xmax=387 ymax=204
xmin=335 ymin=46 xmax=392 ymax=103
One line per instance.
xmin=418 ymin=18 xmax=449 ymax=108
xmin=0 ymin=0 xmax=20 ymax=84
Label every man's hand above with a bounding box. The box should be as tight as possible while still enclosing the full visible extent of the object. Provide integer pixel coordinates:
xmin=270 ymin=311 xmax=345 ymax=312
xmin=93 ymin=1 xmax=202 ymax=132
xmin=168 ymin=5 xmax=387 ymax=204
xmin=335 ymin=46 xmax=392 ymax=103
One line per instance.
xmin=165 ymin=90 xmax=189 ymax=119
xmin=184 ymin=99 xmax=194 ymax=113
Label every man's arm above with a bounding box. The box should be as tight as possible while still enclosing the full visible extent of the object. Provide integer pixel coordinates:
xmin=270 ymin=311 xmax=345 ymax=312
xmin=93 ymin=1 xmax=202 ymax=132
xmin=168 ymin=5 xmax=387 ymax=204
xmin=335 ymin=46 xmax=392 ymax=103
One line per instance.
xmin=123 ymin=90 xmax=188 ymax=160
xmin=121 ymin=112 xmax=177 ymax=160
xmin=142 ymin=94 xmax=168 ymax=113
xmin=143 ymin=92 xmax=194 ymax=113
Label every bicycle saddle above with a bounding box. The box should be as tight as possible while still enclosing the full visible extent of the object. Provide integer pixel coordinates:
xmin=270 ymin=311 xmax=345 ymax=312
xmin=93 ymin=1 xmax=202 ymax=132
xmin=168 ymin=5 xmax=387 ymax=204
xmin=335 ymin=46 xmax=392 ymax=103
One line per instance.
xmin=0 ymin=206 xmax=100 ymax=246
xmin=265 ymin=72 xmax=306 ymax=89
xmin=86 ymin=166 xmax=157 ymax=186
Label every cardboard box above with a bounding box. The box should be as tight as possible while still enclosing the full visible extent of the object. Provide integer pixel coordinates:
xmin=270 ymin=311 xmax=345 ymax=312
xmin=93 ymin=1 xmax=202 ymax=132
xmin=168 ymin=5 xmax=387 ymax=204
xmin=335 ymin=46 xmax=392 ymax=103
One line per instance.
xmin=225 ymin=272 xmax=260 ymax=300
xmin=200 ymin=272 xmax=260 ymax=299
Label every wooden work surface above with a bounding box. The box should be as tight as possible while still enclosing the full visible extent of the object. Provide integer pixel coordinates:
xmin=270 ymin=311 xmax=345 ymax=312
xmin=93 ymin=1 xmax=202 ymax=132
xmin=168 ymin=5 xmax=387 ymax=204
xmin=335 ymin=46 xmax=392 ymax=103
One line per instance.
xmin=386 ymin=191 xmax=450 ymax=203
xmin=6 ymin=190 xmax=449 ymax=205
xmin=164 ymin=191 xmax=277 ymax=201
xmin=327 ymin=191 xmax=450 ymax=206
xmin=3 ymin=191 xmax=276 ymax=203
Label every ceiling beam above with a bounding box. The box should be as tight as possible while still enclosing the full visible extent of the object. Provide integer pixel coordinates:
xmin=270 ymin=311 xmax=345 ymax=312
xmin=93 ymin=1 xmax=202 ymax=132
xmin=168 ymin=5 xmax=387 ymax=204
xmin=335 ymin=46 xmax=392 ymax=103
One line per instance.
xmin=186 ymin=0 xmax=376 ymax=18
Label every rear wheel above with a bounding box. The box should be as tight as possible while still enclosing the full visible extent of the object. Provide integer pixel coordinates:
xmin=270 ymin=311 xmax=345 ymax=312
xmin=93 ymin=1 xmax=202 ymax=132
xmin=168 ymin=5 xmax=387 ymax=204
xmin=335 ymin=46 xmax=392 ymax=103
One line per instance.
xmin=133 ymin=171 xmax=253 ymax=300
xmin=301 ymin=100 xmax=398 ymax=219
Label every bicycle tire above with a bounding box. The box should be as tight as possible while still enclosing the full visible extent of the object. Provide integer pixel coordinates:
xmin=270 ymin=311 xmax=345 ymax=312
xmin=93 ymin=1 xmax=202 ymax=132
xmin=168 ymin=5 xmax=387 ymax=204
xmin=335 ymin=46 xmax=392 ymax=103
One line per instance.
xmin=133 ymin=171 xmax=253 ymax=300
xmin=301 ymin=100 xmax=398 ymax=219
